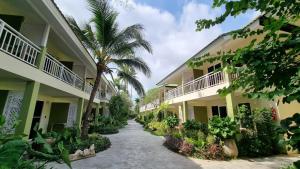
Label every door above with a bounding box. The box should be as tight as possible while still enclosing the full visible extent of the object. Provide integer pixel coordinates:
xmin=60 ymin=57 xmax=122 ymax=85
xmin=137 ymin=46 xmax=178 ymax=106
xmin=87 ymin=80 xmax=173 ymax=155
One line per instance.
xmin=194 ymin=106 xmax=208 ymax=123
xmin=29 ymin=101 xmax=44 ymax=139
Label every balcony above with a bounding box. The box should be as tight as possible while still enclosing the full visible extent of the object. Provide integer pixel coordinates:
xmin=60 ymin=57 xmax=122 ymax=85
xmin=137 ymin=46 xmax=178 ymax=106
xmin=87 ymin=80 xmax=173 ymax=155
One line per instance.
xmin=0 ymin=19 xmax=108 ymax=100
xmin=140 ymin=99 xmax=160 ymax=112
xmin=165 ymin=71 xmax=226 ymax=101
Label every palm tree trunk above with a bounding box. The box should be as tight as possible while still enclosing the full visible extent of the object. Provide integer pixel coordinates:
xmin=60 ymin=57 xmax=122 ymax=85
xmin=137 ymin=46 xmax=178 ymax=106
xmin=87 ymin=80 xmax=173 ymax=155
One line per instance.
xmin=81 ymin=67 xmax=103 ymax=138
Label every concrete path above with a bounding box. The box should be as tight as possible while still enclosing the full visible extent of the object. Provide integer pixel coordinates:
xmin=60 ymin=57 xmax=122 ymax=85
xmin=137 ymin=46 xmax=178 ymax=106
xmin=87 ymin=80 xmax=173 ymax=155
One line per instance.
xmin=49 ymin=120 xmax=299 ymax=169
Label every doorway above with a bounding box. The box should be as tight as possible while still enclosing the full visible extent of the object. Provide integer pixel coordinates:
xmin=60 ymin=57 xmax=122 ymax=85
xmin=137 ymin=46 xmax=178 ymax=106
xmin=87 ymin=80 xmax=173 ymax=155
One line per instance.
xmin=194 ymin=106 xmax=208 ymax=123
xmin=29 ymin=101 xmax=44 ymax=138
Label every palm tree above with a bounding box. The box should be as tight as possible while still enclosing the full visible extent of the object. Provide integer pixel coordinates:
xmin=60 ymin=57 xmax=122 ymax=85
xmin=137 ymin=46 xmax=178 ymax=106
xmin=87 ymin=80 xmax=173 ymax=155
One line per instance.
xmin=68 ymin=0 xmax=152 ymax=138
xmin=117 ymin=65 xmax=146 ymax=97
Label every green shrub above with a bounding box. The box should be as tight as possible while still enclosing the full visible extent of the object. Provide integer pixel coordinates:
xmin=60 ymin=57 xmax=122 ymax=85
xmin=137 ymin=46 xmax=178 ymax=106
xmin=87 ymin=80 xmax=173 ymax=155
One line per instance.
xmin=206 ymin=135 xmax=216 ymax=145
xmin=0 ymin=115 xmax=71 ymax=169
xmin=185 ymin=137 xmax=206 ymax=148
xmin=195 ymin=143 xmax=225 ymax=160
xmin=147 ymin=121 xmax=168 ymax=136
xmin=97 ymin=126 xmax=119 ymax=135
xmin=79 ymin=134 xmax=111 ymax=153
xmin=237 ymin=109 xmax=285 ymax=157
xmin=183 ymin=120 xmax=208 ymax=134
xmin=208 ymin=116 xmax=238 ymax=140
xmin=165 ymin=115 xmax=179 ymax=128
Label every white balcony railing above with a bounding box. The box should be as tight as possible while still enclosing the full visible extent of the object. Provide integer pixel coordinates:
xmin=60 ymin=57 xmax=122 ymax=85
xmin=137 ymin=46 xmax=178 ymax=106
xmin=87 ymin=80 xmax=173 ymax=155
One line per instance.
xmin=0 ymin=19 xmax=111 ymax=101
xmin=165 ymin=71 xmax=225 ymax=100
xmin=0 ymin=19 xmax=41 ymax=67
xmin=43 ymin=54 xmax=84 ymax=90
xmin=140 ymin=99 xmax=160 ymax=112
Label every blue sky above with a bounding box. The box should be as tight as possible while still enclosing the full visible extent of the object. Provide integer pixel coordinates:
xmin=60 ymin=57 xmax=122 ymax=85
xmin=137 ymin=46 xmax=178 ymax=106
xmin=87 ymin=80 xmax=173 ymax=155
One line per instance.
xmin=55 ymin=0 xmax=258 ymax=97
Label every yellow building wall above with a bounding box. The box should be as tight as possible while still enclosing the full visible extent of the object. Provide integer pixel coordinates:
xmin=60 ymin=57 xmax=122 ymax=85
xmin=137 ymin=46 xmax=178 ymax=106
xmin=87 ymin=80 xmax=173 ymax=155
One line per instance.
xmin=278 ymin=101 xmax=300 ymax=120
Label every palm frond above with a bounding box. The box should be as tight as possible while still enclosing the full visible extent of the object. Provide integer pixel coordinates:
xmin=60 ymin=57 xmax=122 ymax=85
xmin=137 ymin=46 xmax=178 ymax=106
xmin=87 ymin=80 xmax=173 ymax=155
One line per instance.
xmin=67 ymin=17 xmax=97 ymax=51
xmin=117 ymin=71 xmax=145 ymax=97
xmin=88 ymin=0 xmax=118 ymax=48
xmin=112 ymin=57 xmax=151 ymax=77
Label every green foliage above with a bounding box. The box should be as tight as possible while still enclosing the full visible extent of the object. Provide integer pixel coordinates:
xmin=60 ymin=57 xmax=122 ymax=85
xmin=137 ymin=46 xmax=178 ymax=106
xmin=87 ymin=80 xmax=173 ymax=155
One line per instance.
xmin=236 ymin=105 xmax=254 ymax=129
xmin=191 ymin=0 xmax=300 ymax=105
xmin=77 ymin=134 xmax=111 ymax=153
xmin=183 ymin=120 xmax=208 ymax=134
xmin=237 ymin=109 xmax=285 ymax=157
xmin=147 ymin=121 xmax=168 ymax=136
xmin=164 ymin=115 xmax=179 ymax=128
xmin=0 ymin=115 xmax=72 ymax=169
xmin=142 ymin=88 xmax=160 ymax=104
xmin=109 ymin=93 xmax=132 ymax=122
xmin=280 ymin=113 xmax=300 ymax=151
xmin=208 ymin=116 xmax=238 ymax=139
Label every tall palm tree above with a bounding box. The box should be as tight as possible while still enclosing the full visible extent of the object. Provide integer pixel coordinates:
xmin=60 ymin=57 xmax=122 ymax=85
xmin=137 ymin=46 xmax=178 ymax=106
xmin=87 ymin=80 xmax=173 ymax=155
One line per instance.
xmin=68 ymin=0 xmax=152 ymax=138
xmin=118 ymin=65 xmax=146 ymax=97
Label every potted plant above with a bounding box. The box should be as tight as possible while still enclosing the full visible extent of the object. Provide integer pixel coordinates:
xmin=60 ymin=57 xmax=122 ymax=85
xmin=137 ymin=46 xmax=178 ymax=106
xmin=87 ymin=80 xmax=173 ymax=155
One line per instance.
xmin=208 ymin=116 xmax=239 ymax=158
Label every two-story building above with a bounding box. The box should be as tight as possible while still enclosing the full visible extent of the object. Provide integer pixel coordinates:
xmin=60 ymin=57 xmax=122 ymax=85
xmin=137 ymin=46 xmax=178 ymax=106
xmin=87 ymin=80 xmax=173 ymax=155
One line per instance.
xmin=140 ymin=15 xmax=300 ymax=123
xmin=0 ymin=0 xmax=116 ymax=138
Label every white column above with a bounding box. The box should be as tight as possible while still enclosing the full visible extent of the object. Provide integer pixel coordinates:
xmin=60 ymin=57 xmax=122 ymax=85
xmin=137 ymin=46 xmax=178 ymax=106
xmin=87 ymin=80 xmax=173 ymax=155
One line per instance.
xmin=41 ymin=24 xmax=50 ymax=47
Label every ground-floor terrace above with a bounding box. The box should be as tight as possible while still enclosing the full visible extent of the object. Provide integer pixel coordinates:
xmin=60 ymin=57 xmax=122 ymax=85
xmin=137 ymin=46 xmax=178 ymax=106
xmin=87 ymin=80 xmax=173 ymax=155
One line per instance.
xmin=0 ymin=71 xmax=110 ymax=139
xmin=49 ymin=120 xmax=300 ymax=169
xmin=165 ymin=91 xmax=278 ymax=124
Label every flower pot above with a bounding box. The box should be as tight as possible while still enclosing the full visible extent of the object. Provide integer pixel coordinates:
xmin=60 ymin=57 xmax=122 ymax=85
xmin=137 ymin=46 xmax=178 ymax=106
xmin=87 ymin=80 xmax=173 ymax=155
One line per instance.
xmin=222 ymin=139 xmax=238 ymax=158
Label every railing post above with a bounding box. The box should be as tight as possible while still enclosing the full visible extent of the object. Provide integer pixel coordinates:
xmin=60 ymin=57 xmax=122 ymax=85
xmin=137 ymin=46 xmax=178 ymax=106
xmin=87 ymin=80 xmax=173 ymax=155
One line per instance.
xmin=59 ymin=66 xmax=64 ymax=80
xmin=0 ymin=21 xmax=5 ymax=39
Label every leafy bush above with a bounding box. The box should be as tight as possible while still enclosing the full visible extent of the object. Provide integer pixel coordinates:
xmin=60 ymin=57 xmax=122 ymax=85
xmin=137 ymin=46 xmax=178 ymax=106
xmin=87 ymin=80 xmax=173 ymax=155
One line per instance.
xmin=237 ymin=109 xmax=285 ymax=157
xmin=97 ymin=126 xmax=119 ymax=135
xmin=0 ymin=115 xmax=71 ymax=169
xmin=163 ymin=135 xmax=194 ymax=156
xmin=179 ymin=140 xmax=194 ymax=156
xmin=165 ymin=115 xmax=179 ymax=128
xmin=208 ymin=116 xmax=238 ymax=140
xmin=197 ymin=144 xmax=225 ymax=160
xmin=147 ymin=121 xmax=168 ymax=136
xmin=164 ymin=135 xmax=182 ymax=152
xmin=280 ymin=113 xmax=300 ymax=151
xmin=236 ymin=104 xmax=254 ymax=129
xmin=206 ymin=135 xmax=216 ymax=145
xmin=185 ymin=137 xmax=206 ymax=149
xmin=78 ymin=134 xmax=111 ymax=153
xmin=183 ymin=120 xmax=208 ymax=134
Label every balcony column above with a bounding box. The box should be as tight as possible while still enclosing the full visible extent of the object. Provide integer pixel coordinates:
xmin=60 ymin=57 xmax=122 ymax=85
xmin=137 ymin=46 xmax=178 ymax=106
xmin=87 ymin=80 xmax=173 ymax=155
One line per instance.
xmin=224 ymin=67 xmax=236 ymax=118
xmin=75 ymin=98 xmax=85 ymax=129
xmin=36 ymin=24 xmax=50 ymax=70
xmin=82 ymin=67 xmax=87 ymax=91
xmin=182 ymin=101 xmax=189 ymax=122
xmin=15 ymin=81 xmax=40 ymax=137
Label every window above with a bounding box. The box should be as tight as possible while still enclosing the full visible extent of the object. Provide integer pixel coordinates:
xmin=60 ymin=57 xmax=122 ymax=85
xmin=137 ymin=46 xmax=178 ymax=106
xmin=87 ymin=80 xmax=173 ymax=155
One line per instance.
xmin=212 ymin=106 xmax=219 ymax=116
xmin=211 ymin=106 xmax=227 ymax=118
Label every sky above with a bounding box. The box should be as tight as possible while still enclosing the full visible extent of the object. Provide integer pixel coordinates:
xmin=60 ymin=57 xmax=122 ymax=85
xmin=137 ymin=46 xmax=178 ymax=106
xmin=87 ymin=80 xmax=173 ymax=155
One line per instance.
xmin=54 ymin=0 xmax=259 ymax=98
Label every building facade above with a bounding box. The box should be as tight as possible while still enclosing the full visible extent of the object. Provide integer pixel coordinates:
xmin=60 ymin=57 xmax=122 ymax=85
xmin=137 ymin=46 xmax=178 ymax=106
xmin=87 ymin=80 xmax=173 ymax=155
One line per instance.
xmin=0 ymin=0 xmax=116 ymax=138
xmin=140 ymin=16 xmax=300 ymax=123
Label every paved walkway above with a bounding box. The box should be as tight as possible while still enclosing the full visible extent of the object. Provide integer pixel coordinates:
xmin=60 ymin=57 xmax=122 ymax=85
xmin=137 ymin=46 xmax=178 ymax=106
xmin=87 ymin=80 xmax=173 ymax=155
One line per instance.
xmin=49 ymin=120 xmax=299 ymax=169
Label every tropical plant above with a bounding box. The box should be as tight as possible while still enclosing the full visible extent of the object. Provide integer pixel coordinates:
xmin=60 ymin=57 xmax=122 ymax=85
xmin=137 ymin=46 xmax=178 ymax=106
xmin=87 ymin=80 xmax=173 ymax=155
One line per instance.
xmin=68 ymin=0 xmax=152 ymax=138
xmin=236 ymin=105 xmax=254 ymax=129
xmin=208 ymin=116 xmax=238 ymax=140
xmin=190 ymin=0 xmax=300 ymax=106
xmin=0 ymin=115 xmax=71 ymax=169
xmin=165 ymin=115 xmax=179 ymax=129
xmin=142 ymin=88 xmax=160 ymax=105
xmin=280 ymin=113 xmax=300 ymax=152
xmin=237 ymin=109 xmax=285 ymax=157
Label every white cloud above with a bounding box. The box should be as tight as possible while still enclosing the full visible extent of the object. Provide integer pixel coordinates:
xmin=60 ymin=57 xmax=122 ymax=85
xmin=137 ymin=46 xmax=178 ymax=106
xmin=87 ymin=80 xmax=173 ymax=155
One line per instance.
xmin=54 ymin=0 xmax=223 ymax=98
